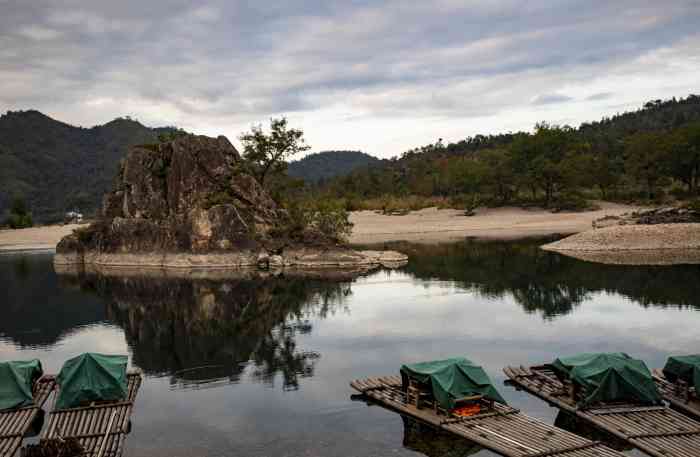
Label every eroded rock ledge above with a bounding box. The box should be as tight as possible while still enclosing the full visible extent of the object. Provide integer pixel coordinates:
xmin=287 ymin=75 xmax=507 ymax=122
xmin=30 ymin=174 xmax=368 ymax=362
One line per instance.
xmin=55 ymin=134 xmax=406 ymax=271
xmin=54 ymin=248 xmax=407 ymax=270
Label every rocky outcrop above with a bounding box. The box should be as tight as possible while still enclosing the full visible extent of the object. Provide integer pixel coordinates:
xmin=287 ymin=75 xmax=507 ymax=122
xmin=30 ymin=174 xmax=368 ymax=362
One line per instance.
xmin=593 ymin=206 xmax=700 ymax=228
xmin=55 ymin=135 xmax=406 ymax=269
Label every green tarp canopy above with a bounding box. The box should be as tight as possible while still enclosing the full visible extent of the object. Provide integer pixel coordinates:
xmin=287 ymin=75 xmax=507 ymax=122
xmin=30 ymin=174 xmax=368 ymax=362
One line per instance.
xmin=56 ymin=353 xmax=128 ymax=410
xmin=400 ymin=357 xmax=506 ymax=411
xmin=550 ymin=352 xmax=662 ymax=407
xmin=663 ymin=355 xmax=700 ymax=393
xmin=0 ymin=359 xmax=43 ymax=411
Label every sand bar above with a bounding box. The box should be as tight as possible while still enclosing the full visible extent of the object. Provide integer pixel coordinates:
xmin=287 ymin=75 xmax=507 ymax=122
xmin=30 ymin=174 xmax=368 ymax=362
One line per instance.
xmin=348 ymin=202 xmax=642 ymax=244
xmin=0 ymin=224 xmax=85 ymax=252
xmin=541 ymin=223 xmax=700 ymax=265
xmin=542 ymin=223 xmax=700 ymax=251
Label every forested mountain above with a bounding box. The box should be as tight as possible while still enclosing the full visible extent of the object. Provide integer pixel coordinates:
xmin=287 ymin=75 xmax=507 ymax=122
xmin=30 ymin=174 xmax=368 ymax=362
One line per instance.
xmin=3 ymin=95 xmax=700 ymax=224
xmin=0 ymin=110 xmax=177 ymax=222
xmin=287 ymin=150 xmax=383 ymax=183
xmin=321 ymin=94 xmax=700 ymax=209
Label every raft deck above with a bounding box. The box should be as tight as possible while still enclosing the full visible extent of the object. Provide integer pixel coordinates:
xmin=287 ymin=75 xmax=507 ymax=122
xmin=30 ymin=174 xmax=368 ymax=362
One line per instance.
xmin=40 ymin=371 xmax=142 ymax=457
xmin=652 ymin=369 xmax=700 ymax=420
xmin=351 ymin=375 xmax=624 ymax=457
xmin=505 ymin=365 xmax=700 ymax=457
xmin=0 ymin=377 xmax=55 ymax=457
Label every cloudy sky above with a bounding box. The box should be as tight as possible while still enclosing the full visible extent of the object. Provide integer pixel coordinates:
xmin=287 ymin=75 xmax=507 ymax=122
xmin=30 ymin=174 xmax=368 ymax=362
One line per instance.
xmin=1 ymin=1 xmax=699 ymax=157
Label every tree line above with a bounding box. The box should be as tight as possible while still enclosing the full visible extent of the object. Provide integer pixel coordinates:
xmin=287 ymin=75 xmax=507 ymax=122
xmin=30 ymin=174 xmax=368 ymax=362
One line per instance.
xmin=314 ymin=95 xmax=700 ymax=211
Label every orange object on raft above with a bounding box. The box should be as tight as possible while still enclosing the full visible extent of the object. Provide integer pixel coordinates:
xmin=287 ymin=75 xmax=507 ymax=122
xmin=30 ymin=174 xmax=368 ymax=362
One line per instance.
xmin=452 ymin=404 xmax=481 ymax=417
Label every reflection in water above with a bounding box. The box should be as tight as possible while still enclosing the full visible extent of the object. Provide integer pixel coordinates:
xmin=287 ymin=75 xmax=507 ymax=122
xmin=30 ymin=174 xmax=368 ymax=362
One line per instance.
xmin=70 ymin=271 xmax=353 ymax=390
xmin=0 ymin=254 xmax=108 ymax=348
xmin=387 ymin=238 xmax=700 ymax=318
xmin=553 ymin=411 xmax=632 ymax=452
xmin=402 ymin=416 xmax=482 ymax=457
xmin=3 ymin=243 xmax=700 ymax=457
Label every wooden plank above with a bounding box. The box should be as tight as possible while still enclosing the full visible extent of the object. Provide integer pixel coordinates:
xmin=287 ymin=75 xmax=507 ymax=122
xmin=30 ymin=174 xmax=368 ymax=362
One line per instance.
xmin=351 ymin=375 xmax=625 ymax=457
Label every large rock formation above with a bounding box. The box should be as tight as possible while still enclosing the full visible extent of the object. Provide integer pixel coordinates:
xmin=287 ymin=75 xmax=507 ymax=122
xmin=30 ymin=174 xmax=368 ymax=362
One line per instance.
xmin=55 ymin=135 xmax=406 ymax=269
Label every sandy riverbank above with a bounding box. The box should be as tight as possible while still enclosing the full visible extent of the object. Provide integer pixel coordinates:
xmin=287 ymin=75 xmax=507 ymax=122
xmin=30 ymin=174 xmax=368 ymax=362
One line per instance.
xmin=348 ymin=202 xmax=642 ymax=244
xmin=0 ymin=202 xmax=643 ymax=251
xmin=0 ymin=224 xmax=85 ymax=252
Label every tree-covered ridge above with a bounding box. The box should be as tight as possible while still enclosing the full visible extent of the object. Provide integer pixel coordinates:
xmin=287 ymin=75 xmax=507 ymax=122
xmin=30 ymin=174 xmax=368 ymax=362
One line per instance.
xmin=0 ymin=110 xmax=178 ymax=222
xmin=321 ymin=95 xmax=700 ymax=209
xmin=287 ymin=150 xmax=383 ymax=183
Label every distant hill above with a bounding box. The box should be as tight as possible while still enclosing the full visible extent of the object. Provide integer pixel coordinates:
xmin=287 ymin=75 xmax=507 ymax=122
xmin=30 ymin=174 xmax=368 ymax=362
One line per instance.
xmin=0 ymin=110 xmax=177 ymax=222
xmin=287 ymin=150 xmax=383 ymax=183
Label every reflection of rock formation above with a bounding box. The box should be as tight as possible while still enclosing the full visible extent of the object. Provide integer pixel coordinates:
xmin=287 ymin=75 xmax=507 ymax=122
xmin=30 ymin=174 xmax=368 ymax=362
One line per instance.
xmin=391 ymin=238 xmax=700 ymax=319
xmin=401 ymin=416 xmax=481 ymax=457
xmin=72 ymin=270 xmax=354 ymax=390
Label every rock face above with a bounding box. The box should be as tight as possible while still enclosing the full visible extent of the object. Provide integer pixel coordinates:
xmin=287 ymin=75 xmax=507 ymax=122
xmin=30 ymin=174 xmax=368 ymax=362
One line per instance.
xmin=55 ymin=135 xmax=406 ymax=269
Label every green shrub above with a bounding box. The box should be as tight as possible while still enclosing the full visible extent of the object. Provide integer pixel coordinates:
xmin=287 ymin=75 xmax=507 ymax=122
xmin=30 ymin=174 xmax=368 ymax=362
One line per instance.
xmin=551 ymin=192 xmax=592 ymax=212
xmin=285 ymin=200 xmax=313 ymax=237
xmin=669 ymin=185 xmax=690 ymax=200
xmin=313 ymin=199 xmax=353 ymax=242
xmin=449 ymin=193 xmax=481 ymax=215
xmin=5 ymin=197 xmax=33 ymax=228
xmin=6 ymin=212 xmax=33 ymax=229
xmin=280 ymin=198 xmax=353 ymax=243
xmin=686 ymin=198 xmax=700 ymax=212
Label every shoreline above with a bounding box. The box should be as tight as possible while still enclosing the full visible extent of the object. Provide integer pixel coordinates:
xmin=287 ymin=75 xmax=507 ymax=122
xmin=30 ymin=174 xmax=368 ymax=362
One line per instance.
xmin=0 ymin=203 xmax=642 ymax=251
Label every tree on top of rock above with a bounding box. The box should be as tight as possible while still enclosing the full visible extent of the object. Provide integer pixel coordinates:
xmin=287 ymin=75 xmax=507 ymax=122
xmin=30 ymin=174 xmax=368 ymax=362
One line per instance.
xmin=240 ymin=117 xmax=310 ymax=188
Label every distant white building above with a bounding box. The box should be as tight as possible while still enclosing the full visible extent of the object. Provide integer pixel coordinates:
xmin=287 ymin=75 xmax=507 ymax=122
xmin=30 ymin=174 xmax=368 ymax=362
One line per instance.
xmin=65 ymin=211 xmax=84 ymax=224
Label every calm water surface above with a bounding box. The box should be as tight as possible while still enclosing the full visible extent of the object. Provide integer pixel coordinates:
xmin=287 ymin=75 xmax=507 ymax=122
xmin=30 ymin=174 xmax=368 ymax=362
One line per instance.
xmin=2 ymin=238 xmax=700 ymax=457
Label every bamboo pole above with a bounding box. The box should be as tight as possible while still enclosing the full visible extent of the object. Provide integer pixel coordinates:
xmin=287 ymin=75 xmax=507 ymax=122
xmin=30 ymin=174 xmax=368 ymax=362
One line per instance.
xmin=96 ymin=411 xmax=117 ymax=457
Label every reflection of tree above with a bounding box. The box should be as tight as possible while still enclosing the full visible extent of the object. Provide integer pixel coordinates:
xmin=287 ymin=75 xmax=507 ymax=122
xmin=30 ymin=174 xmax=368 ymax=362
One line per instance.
xmin=390 ymin=238 xmax=700 ymax=319
xmin=75 ymin=272 xmax=352 ymax=390
xmin=250 ymin=324 xmax=321 ymax=391
xmin=401 ymin=415 xmax=481 ymax=457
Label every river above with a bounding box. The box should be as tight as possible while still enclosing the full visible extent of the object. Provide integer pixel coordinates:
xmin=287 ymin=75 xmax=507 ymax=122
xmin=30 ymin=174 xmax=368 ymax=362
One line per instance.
xmin=2 ymin=238 xmax=699 ymax=456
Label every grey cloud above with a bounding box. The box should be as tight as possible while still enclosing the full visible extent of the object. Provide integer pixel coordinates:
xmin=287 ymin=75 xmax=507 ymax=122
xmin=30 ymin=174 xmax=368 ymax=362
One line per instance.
xmin=1 ymin=0 xmax=699 ymax=146
xmin=532 ymin=94 xmax=574 ymax=105
xmin=586 ymin=92 xmax=615 ymax=101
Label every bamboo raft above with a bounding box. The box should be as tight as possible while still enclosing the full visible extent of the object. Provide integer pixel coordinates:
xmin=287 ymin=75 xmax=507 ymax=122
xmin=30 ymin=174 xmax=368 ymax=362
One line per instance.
xmin=351 ymin=376 xmax=625 ymax=457
xmin=505 ymin=365 xmax=700 ymax=457
xmin=652 ymin=369 xmax=700 ymax=420
xmin=40 ymin=371 xmax=142 ymax=457
xmin=0 ymin=377 xmax=55 ymax=457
